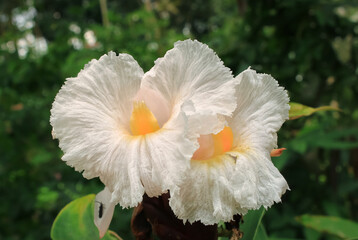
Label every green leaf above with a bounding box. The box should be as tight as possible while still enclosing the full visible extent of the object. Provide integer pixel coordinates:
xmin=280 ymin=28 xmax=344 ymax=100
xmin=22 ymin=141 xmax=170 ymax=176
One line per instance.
xmin=256 ymin=223 xmax=269 ymax=240
xmin=51 ymin=194 xmax=121 ymax=240
xmin=296 ymin=214 xmax=358 ymax=239
xmin=241 ymin=207 xmax=266 ymax=240
xmin=289 ymin=102 xmax=340 ymax=120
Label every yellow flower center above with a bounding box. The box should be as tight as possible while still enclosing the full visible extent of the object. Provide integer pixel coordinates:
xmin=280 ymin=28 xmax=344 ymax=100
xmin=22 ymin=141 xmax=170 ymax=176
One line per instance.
xmin=130 ymin=101 xmax=160 ymax=135
xmin=192 ymin=126 xmax=234 ymax=160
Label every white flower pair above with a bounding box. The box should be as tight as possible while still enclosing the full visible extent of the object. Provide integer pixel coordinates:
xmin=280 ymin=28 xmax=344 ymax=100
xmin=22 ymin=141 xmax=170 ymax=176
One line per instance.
xmin=50 ymin=39 xmax=289 ymax=236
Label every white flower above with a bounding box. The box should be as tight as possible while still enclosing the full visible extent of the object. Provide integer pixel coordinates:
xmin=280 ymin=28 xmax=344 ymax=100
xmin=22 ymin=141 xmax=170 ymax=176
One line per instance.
xmin=169 ymin=69 xmax=290 ymax=225
xmin=50 ymin=40 xmax=236 ymax=209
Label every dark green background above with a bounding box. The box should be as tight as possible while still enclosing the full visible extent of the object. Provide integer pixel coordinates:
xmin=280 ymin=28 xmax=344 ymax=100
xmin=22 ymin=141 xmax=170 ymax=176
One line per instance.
xmin=1 ymin=0 xmax=358 ymax=239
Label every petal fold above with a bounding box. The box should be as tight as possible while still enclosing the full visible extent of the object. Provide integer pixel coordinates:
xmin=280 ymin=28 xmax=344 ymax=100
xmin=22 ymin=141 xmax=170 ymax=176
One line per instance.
xmin=137 ymin=108 xmax=198 ymax=198
xmin=142 ymin=39 xmax=237 ymax=135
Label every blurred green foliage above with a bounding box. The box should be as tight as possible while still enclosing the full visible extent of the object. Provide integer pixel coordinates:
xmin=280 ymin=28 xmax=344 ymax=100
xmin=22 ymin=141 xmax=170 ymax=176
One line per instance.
xmin=1 ymin=0 xmax=358 ymax=239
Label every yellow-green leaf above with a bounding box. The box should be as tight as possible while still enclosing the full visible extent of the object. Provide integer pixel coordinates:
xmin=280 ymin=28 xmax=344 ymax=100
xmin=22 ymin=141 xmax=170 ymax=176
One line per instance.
xmin=289 ymin=102 xmax=340 ymax=120
xmin=51 ymin=194 xmax=122 ymax=240
xmin=241 ymin=207 xmax=266 ymax=240
xmin=296 ymin=214 xmax=358 ymax=239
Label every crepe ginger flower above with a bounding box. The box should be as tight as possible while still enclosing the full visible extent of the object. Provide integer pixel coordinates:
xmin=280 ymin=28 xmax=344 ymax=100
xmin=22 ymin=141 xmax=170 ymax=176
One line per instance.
xmin=50 ymin=40 xmax=237 ymax=236
xmin=167 ymin=68 xmax=290 ymax=225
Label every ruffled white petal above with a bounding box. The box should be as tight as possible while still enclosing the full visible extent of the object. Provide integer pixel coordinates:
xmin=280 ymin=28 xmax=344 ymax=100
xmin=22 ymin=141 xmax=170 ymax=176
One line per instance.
xmin=230 ymin=68 xmax=290 ymax=151
xmin=51 ymin=51 xmax=197 ymax=207
xmin=99 ymin=105 xmax=196 ymax=204
xmin=228 ymin=150 xmax=289 ymax=209
xmin=126 ymin=107 xmax=197 ymax=199
xmin=170 ymin=68 xmax=289 ymax=225
xmin=169 ymin=157 xmax=246 ymax=225
xmin=170 ymin=149 xmax=288 ymax=225
xmin=51 ymin=52 xmax=145 ymax=207
xmin=94 ymin=187 xmax=116 ymax=239
xmin=141 ymin=39 xmax=237 ymax=135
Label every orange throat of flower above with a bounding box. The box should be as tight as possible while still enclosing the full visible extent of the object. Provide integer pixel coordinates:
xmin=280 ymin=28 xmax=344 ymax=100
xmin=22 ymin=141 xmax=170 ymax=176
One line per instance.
xmin=129 ymin=101 xmax=234 ymax=160
xmin=130 ymin=101 xmax=160 ymax=136
xmin=192 ymin=126 xmax=234 ymax=161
